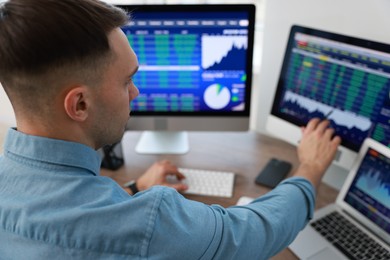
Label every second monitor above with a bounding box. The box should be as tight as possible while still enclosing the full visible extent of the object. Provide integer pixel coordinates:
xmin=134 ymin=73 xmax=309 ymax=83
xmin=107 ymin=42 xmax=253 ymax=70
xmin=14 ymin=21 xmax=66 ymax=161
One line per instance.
xmin=267 ymin=25 xmax=390 ymax=171
xmin=119 ymin=4 xmax=256 ymax=154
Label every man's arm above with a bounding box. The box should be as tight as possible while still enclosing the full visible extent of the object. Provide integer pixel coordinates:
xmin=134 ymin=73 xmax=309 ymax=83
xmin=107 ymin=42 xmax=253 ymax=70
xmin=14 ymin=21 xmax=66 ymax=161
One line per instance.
xmin=293 ymin=118 xmax=341 ymax=189
xmin=137 ymin=118 xmax=341 ymax=259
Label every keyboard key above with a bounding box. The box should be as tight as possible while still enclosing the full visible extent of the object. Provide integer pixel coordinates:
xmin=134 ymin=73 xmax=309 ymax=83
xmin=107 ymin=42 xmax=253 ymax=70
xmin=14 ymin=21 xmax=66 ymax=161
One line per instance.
xmin=310 ymin=211 xmax=389 ymax=260
xmin=333 ymin=242 xmax=357 ymax=260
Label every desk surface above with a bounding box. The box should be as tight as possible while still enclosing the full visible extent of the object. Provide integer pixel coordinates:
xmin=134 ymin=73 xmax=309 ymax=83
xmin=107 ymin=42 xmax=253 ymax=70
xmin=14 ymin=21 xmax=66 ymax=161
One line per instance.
xmin=101 ymin=131 xmax=338 ymax=260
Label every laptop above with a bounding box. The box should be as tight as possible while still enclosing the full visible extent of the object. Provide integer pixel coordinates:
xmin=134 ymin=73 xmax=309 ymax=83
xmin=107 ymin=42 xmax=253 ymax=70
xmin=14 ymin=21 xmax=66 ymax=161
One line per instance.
xmin=289 ymin=138 xmax=390 ymax=260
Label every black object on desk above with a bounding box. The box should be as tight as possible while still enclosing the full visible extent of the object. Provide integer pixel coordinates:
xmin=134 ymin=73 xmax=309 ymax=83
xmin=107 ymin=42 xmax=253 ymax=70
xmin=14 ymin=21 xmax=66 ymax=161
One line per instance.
xmin=255 ymin=158 xmax=292 ymax=188
xmin=100 ymin=142 xmax=124 ymax=170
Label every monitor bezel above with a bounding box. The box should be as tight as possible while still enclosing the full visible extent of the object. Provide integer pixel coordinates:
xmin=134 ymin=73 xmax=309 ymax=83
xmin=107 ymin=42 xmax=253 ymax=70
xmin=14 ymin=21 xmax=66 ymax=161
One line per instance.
xmin=270 ymin=24 xmax=390 ymax=152
xmin=117 ymin=4 xmax=256 ymax=118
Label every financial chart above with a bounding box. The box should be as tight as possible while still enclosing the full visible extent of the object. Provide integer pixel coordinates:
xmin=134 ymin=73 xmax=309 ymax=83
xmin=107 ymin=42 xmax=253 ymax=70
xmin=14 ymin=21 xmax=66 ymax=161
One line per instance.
xmin=277 ymin=32 xmax=390 ymax=151
xmin=345 ymin=148 xmax=390 ymax=234
xmin=201 ymin=35 xmax=247 ymax=70
xmin=122 ymin=11 xmax=249 ymax=113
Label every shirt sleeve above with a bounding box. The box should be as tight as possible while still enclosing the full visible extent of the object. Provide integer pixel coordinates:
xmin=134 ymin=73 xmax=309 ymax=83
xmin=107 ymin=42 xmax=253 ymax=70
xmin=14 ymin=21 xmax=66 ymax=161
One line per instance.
xmin=146 ymin=177 xmax=315 ymax=260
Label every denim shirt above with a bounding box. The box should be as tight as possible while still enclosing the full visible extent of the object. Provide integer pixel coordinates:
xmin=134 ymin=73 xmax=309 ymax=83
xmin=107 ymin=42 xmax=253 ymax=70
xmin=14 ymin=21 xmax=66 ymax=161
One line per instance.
xmin=0 ymin=128 xmax=315 ymax=259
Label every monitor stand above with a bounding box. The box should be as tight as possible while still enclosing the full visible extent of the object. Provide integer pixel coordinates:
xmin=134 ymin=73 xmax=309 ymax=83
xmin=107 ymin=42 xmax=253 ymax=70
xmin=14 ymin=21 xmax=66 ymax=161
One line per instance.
xmin=322 ymin=164 xmax=349 ymax=190
xmin=135 ymin=131 xmax=189 ymax=154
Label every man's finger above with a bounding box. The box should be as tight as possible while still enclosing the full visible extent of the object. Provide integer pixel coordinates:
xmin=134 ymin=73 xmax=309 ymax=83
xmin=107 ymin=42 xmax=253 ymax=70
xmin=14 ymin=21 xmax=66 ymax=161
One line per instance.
xmin=324 ymin=126 xmax=335 ymax=140
xmin=315 ymin=119 xmax=330 ymax=134
xmin=305 ymin=118 xmax=321 ymax=132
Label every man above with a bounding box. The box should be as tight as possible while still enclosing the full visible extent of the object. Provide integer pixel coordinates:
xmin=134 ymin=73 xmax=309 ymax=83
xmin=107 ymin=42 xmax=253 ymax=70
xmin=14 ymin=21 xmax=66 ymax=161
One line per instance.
xmin=0 ymin=0 xmax=341 ymax=259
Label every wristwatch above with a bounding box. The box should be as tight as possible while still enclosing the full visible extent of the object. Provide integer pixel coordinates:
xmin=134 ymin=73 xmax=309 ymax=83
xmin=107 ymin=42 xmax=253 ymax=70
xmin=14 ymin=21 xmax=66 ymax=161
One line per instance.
xmin=123 ymin=180 xmax=139 ymax=195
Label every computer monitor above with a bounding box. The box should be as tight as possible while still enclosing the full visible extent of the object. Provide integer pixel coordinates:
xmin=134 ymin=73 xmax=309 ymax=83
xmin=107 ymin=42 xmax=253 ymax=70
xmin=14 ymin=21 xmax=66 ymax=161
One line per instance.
xmin=117 ymin=4 xmax=255 ymax=154
xmin=267 ymin=25 xmax=390 ymax=170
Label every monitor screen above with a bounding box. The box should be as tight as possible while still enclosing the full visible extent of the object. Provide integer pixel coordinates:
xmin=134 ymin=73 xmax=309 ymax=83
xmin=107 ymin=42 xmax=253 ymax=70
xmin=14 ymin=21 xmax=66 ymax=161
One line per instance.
xmin=344 ymin=147 xmax=390 ymax=236
xmin=267 ymin=25 xmax=390 ymax=169
xmin=117 ymin=4 xmax=255 ymax=154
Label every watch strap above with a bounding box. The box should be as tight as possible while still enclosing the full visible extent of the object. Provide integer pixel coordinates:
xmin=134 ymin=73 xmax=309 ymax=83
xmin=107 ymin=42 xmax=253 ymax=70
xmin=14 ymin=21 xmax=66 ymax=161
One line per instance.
xmin=123 ymin=180 xmax=139 ymax=195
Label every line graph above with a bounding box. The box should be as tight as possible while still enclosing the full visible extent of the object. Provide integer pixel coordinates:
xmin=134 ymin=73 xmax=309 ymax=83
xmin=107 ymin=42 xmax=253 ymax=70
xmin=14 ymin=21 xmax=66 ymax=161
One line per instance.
xmin=202 ymin=35 xmax=247 ymax=70
xmin=283 ymin=91 xmax=372 ymax=132
xmin=356 ymin=165 xmax=390 ymax=208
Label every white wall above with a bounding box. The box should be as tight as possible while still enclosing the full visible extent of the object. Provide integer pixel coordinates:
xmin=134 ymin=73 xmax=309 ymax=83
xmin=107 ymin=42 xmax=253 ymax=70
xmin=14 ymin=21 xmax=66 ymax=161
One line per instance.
xmin=0 ymin=84 xmax=15 ymax=126
xmin=253 ymin=0 xmax=390 ymax=133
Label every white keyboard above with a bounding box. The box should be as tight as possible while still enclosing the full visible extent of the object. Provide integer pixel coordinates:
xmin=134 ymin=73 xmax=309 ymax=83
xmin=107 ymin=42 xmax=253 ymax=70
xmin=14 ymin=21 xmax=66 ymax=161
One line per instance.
xmin=178 ymin=168 xmax=235 ymax=198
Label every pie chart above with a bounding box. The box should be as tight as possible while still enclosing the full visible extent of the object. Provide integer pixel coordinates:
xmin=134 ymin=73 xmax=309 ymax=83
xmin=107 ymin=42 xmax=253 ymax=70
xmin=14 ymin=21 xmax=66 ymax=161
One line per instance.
xmin=204 ymin=84 xmax=231 ymax=109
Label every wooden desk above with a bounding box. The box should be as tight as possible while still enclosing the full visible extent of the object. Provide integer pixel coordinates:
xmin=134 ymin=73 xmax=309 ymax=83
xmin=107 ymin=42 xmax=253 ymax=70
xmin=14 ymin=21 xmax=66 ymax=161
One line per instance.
xmin=101 ymin=131 xmax=338 ymax=260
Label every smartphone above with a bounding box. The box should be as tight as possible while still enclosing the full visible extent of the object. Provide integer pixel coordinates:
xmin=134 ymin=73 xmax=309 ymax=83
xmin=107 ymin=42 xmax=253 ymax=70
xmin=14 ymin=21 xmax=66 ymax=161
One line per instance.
xmin=255 ymin=158 xmax=292 ymax=188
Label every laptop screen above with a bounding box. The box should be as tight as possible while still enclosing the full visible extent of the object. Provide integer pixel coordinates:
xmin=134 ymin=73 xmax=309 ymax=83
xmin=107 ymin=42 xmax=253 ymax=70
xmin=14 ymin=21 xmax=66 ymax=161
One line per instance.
xmin=344 ymin=147 xmax=390 ymax=235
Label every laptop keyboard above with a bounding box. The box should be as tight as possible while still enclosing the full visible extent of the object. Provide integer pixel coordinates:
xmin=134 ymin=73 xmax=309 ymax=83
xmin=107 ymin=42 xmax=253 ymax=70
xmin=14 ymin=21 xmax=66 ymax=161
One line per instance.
xmin=311 ymin=211 xmax=390 ymax=260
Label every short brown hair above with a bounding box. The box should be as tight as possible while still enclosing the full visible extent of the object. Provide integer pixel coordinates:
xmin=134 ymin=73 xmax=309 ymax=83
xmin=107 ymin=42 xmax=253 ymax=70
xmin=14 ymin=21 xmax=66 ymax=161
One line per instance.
xmin=0 ymin=0 xmax=128 ymax=114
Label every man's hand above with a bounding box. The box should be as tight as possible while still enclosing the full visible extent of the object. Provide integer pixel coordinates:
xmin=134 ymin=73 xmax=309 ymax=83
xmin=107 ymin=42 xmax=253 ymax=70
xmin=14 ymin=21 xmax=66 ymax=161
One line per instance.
xmin=294 ymin=118 xmax=341 ymax=189
xmin=136 ymin=160 xmax=188 ymax=192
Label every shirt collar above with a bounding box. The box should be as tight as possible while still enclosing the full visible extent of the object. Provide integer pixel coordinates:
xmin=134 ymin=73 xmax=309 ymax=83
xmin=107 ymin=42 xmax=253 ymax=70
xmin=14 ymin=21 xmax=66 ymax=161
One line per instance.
xmin=4 ymin=128 xmax=101 ymax=176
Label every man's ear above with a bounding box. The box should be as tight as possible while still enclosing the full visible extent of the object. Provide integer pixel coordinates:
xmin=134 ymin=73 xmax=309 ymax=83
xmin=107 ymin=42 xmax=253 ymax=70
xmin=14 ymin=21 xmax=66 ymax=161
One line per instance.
xmin=63 ymin=86 xmax=90 ymax=122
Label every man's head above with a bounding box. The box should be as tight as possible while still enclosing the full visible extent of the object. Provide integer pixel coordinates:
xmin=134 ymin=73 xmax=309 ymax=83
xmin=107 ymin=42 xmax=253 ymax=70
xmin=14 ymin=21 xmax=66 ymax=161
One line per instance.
xmin=0 ymin=0 xmax=139 ymax=148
